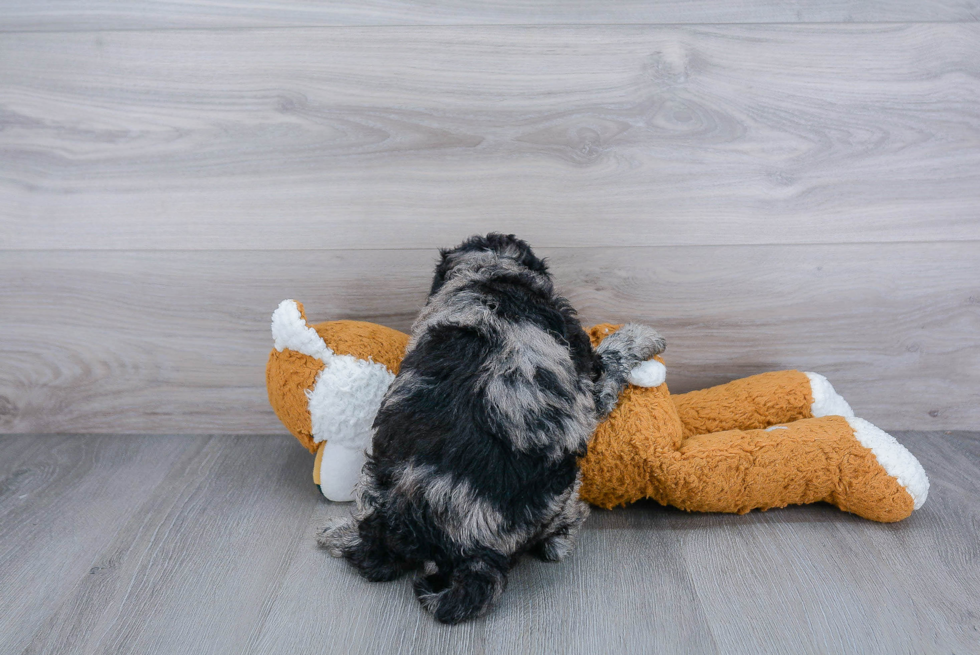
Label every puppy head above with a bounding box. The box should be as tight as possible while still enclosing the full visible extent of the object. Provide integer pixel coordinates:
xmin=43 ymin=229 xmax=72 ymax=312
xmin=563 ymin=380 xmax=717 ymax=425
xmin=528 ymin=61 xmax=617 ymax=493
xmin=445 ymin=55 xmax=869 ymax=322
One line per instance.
xmin=429 ymin=233 xmax=548 ymax=296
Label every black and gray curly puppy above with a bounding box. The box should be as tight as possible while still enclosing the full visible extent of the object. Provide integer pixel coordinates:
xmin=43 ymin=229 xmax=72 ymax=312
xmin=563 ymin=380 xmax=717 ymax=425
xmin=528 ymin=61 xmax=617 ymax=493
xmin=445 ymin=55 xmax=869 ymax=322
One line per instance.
xmin=318 ymin=233 xmax=664 ymax=624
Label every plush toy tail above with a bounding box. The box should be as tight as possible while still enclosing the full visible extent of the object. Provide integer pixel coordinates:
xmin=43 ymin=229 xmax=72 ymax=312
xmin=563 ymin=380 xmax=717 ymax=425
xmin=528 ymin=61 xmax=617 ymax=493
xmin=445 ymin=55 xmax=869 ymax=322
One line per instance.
xmin=271 ymin=299 xmax=333 ymax=361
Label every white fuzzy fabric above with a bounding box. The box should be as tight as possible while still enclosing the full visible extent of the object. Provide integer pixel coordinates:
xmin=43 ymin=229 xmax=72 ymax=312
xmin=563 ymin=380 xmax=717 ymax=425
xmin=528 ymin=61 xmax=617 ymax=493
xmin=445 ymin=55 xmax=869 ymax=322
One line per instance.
xmin=806 ymin=372 xmax=855 ymax=418
xmin=629 ymin=359 xmax=667 ymax=388
xmin=846 ymin=417 xmax=930 ymax=510
xmin=319 ymin=442 xmax=367 ymax=502
xmin=307 ymin=354 xmax=395 ymax=449
xmin=270 ymin=298 xmax=395 ymax=501
xmin=271 ymin=299 xmax=332 ymax=361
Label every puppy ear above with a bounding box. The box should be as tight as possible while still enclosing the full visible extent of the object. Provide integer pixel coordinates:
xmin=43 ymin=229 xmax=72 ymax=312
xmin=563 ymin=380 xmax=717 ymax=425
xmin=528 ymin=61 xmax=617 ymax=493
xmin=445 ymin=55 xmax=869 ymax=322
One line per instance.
xmin=429 ymin=247 xmax=454 ymax=296
xmin=511 ymin=239 xmax=549 ymax=275
xmin=488 ymin=233 xmax=549 ymax=275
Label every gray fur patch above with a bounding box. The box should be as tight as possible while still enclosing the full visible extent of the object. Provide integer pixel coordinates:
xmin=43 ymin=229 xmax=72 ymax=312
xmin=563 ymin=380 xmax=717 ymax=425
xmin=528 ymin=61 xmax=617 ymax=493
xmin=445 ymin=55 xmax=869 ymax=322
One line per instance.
xmin=407 ymin=255 xmax=551 ymax=350
xmin=392 ymin=462 xmax=528 ymax=553
xmin=597 ymin=323 xmax=667 ymax=361
xmin=379 ymin=369 xmax=429 ymax=410
xmin=416 ymin=585 xmax=445 ymax=614
xmin=533 ymin=472 xmax=590 ymax=561
xmin=482 ymin=322 xmax=596 ymax=456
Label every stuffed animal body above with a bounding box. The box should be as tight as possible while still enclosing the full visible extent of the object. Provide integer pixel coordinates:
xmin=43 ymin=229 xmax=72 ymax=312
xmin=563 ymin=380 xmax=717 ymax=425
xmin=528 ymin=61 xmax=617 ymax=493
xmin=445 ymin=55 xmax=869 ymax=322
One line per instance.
xmin=267 ymin=300 xmax=928 ymax=522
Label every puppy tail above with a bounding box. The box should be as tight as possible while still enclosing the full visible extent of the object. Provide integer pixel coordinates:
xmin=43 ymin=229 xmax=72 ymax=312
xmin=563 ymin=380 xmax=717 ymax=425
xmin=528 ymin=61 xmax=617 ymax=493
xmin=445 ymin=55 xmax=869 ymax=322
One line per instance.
xmin=415 ymin=554 xmax=509 ymax=625
xmin=593 ymin=323 xmax=666 ymax=417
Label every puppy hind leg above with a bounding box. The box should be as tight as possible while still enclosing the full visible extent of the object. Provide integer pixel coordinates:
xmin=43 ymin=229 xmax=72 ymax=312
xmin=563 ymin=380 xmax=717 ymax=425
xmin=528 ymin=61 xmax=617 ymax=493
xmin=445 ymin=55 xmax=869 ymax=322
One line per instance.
xmin=531 ymin=484 xmax=590 ymax=562
xmin=415 ymin=552 xmax=509 ymax=625
xmin=318 ymin=512 xmax=413 ymax=582
xmin=316 ymin=516 xmax=359 ymax=557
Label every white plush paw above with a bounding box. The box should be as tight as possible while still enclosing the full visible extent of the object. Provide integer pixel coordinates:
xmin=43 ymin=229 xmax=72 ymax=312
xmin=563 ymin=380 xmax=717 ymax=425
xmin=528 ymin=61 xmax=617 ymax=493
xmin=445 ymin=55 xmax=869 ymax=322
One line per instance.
xmin=318 ymin=442 xmax=366 ymax=502
xmin=806 ymin=372 xmax=855 ymax=418
xmin=846 ymin=417 xmax=929 ymax=509
xmin=628 ymin=359 xmax=666 ymax=387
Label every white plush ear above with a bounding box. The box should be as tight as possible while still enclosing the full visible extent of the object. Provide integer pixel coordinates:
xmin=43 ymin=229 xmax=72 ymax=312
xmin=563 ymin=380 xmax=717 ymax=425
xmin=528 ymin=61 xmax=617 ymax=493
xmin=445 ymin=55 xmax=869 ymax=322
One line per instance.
xmin=628 ymin=359 xmax=667 ymax=387
xmin=271 ymin=299 xmax=332 ymax=361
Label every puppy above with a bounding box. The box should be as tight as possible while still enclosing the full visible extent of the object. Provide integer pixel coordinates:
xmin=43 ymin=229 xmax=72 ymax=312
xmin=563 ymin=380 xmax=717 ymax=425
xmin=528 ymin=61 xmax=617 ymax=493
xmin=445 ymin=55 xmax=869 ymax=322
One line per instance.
xmin=318 ymin=233 xmax=664 ymax=624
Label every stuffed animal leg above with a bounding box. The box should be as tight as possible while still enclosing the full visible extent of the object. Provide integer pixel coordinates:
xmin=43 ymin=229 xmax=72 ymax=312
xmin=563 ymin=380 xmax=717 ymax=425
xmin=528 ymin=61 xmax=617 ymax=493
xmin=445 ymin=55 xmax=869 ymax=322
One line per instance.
xmin=672 ymin=370 xmax=853 ymax=438
xmin=677 ymin=416 xmax=926 ymax=521
xmin=580 ymin=381 xmax=929 ymax=521
xmin=672 ymin=370 xmax=929 ymax=521
xmin=579 ymin=327 xmax=929 ymax=521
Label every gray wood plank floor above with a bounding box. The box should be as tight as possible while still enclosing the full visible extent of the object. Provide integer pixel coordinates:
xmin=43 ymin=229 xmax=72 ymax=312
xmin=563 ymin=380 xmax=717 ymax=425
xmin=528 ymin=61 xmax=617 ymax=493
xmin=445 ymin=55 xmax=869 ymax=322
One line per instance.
xmin=1 ymin=432 xmax=976 ymax=654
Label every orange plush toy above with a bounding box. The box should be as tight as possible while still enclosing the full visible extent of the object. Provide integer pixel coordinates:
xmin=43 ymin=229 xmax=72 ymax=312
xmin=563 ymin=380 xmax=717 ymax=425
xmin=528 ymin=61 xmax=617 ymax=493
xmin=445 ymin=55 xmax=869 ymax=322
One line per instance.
xmin=267 ymin=300 xmax=928 ymax=522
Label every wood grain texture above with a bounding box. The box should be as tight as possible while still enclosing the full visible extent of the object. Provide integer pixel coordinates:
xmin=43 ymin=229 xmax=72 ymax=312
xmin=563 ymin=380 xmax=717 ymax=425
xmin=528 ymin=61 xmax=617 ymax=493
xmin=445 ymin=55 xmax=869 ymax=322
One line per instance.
xmin=2 ymin=25 xmax=979 ymax=250
xmin=0 ymin=435 xmax=199 ymax=655
xmin=1 ymin=432 xmax=976 ymax=654
xmin=2 ymin=0 xmax=979 ymax=31
xmin=17 ymin=436 xmax=317 ymax=655
xmin=1 ymin=244 xmax=977 ymax=434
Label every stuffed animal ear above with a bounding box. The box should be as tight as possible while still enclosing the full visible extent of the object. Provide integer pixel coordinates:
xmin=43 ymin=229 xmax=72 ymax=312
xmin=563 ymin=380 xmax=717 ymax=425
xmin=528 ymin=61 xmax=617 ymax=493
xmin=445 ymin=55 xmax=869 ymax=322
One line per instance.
xmin=271 ymin=299 xmax=332 ymax=361
xmin=584 ymin=323 xmax=624 ymax=348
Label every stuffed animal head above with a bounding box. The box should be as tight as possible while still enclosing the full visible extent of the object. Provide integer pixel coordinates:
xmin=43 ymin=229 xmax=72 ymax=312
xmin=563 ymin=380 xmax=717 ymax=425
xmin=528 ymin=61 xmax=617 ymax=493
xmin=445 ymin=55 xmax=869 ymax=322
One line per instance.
xmin=266 ymin=300 xmax=409 ymax=499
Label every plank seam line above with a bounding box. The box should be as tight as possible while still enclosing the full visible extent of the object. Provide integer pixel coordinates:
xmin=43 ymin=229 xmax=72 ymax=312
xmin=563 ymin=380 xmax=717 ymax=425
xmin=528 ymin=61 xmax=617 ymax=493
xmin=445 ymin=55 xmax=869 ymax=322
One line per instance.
xmin=0 ymin=21 xmax=977 ymax=35
xmin=1 ymin=239 xmax=978 ymax=253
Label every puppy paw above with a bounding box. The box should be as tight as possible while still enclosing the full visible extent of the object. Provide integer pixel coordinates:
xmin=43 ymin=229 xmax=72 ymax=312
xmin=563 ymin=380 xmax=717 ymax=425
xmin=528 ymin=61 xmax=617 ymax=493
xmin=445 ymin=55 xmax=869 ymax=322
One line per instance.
xmin=316 ymin=517 xmax=358 ymax=557
xmin=627 ymin=359 xmax=666 ymax=387
xmin=619 ymin=323 xmax=666 ymax=360
xmin=530 ymin=533 xmax=576 ymax=562
xmin=413 ymin=567 xmax=451 ymax=607
xmin=596 ymin=323 xmax=666 ymax=365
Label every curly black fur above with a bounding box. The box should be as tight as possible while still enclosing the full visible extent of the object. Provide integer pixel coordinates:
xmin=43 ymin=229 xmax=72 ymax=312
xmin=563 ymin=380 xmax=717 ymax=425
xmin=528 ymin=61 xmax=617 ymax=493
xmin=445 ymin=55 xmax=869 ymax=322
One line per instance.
xmin=318 ymin=233 xmax=664 ymax=624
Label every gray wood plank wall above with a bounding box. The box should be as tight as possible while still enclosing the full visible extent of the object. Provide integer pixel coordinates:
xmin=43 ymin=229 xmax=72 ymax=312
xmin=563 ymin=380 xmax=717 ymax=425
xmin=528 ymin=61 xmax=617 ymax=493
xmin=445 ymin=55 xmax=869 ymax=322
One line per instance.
xmin=1 ymin=3 xmax=978 ymax=434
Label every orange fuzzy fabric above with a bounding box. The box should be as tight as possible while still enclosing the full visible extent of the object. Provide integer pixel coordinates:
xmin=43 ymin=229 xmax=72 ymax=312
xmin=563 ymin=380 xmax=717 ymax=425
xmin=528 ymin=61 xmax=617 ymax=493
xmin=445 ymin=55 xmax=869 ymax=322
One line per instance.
xmin=267 ymin=348 xmax=323 ymax=452
xmin=672 ymin=370 xmax=814 ymax=439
